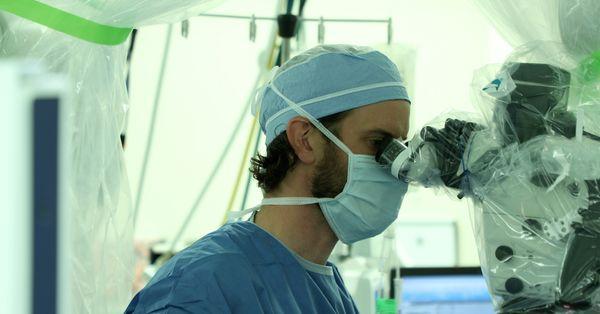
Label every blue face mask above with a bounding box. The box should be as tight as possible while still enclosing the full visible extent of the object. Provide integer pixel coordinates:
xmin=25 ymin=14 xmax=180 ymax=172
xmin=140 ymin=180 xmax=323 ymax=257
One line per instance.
xmin=319 ymin=153 xmax=408 ymax=244
xmin=244 ymin=81 xmax=409 ymax=244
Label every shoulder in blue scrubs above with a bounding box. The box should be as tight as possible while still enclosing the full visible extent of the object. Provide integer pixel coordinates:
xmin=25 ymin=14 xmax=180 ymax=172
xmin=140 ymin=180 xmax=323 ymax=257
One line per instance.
xmin=125 ymin=221 xmax=358 ymax=313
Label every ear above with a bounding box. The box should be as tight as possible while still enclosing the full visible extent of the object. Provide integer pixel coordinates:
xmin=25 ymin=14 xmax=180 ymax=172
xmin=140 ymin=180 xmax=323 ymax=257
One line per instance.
xmin=286 ymin=117 xmax=318 ymax=164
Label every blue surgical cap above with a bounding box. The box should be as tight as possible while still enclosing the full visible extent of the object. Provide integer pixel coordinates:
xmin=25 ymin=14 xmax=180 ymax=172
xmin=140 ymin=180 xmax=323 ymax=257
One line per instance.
xmin=255 ymin=44 xmax=411 ymax=146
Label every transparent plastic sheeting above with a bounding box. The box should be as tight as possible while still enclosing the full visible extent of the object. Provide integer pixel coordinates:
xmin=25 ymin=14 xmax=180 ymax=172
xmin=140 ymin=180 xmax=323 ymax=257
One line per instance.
xmin=394 ymin=41 xmax=600 ymax=313
xmin=474 ymin=0 xmax=600 ymax=61
xmin=23 ymin=0 xmax=222 ymax=26
xmin=474 ymin=0 xmax=600 ymax=144
xmin=0 ymin=1 xmax=222 ymax=313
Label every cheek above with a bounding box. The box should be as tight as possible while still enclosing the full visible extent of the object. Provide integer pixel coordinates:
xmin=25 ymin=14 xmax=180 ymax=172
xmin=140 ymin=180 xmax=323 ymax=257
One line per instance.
xmin=356 ymin=142 xmax=379 ymax=155
xmin=343 ymin=136 xmax=376 ymax=155
xmin=335 ymin=150 xmax=349 ymax=180
xmin=334 ymin=152 xmax=349 ymax=189
xmin=339 ymin=151 xmax=349 ymax=170
xmin=401 ymin=109 xmax=411 ymax=138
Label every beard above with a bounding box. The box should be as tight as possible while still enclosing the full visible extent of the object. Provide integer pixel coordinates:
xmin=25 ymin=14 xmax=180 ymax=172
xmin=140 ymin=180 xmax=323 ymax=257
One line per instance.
xmin=311 ymin=141 xmax=348 ymax=198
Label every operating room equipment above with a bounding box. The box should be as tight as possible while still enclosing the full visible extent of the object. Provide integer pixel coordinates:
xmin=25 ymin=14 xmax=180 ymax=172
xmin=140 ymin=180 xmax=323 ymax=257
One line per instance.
xmin=132 ymin=23 xmax=174 ymax=228
xmin=372 ymin=2 xmax=600 ymax=309
xmin=394 ymin=267 xmax=402 ymax=313
xmin=0 ymin=1 xmax=227 ymax=312
xmin=197 ymin=13 xmax=394 ymax=46
xmin=376 ymin=118 xmax=482 ymax=191
xmin=375 ymin=137 xmax=410 ymax=180
xmin=0 ymin=12 xmax=7 ymax=35
xmin=394 ymin=220 xmax=457 ymax=267
xmin=1 ymin=60 xmax=72 ymax=314
xmin=11 ymin=1 xmax=600 ymax=313
xmin=394 ymin=267 xmax=494 ymax=314
xmin=336 ymin=255 xmax=386 ymax=314
xmin=336 ymin=219 xmax=458 ymax=313
xmin=376 ymin=51 xmax=600 ymax=312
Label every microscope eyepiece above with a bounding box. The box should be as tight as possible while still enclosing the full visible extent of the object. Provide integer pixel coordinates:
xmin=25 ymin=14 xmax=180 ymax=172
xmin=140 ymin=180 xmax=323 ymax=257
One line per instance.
xmin=375 ymin=135 xmax=410 ymax=179
xmin=375 ymin=136 xmax=395 ymax=164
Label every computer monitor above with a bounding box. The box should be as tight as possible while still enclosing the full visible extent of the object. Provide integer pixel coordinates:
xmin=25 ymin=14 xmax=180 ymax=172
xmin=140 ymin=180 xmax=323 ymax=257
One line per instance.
xmin=390 ymin=267 xmax=495 ymax=314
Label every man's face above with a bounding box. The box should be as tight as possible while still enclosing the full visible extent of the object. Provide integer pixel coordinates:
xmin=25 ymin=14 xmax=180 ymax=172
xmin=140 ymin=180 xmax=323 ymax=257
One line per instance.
xmin=311 ymin=100 xmax=411 ymax=198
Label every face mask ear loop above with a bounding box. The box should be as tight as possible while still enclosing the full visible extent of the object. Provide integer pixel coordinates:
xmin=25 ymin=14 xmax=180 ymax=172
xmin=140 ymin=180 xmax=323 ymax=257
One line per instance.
xmin=261 ymin=197 xmax=332 ymax=206
xmin=270 ymin=83 xmax=353 ymax=156
xmin=228 ymin=206 xmax=260 ymax=221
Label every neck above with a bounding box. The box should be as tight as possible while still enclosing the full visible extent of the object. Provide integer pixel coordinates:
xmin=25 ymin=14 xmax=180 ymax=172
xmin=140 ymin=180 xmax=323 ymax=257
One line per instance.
xmin=254 ymin=201 xmax=338 ymax=265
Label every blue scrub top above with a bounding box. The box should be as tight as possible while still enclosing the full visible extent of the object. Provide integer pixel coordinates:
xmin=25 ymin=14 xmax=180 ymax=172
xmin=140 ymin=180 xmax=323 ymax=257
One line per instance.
xmin=125 ymin=221 xmax=358 ymax=313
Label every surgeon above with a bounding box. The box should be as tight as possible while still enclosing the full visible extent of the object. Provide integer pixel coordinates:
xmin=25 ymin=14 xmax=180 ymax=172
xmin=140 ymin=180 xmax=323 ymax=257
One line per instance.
xmin=125 ymin=44 xmax=411 ymax=313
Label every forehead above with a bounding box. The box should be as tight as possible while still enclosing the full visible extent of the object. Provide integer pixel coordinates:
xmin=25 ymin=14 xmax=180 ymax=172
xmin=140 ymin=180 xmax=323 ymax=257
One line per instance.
xmin=342 ymin=100 xmax=410 ymax=139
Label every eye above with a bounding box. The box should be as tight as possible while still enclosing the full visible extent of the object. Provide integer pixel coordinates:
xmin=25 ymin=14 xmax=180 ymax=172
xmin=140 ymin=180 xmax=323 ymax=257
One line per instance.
xmin=369 ymin=138 xmax=384 ymax=147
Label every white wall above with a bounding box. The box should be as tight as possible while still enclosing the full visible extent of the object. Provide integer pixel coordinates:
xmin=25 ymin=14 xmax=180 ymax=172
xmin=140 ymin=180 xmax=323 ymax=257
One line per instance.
xmin=126 ymin=0 xmax=512 ymax=266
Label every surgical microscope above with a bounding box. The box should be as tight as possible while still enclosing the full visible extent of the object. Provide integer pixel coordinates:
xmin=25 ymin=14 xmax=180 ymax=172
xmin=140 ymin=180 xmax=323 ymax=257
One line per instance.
xmin=376 ymin=61 xmax=600 ymax=313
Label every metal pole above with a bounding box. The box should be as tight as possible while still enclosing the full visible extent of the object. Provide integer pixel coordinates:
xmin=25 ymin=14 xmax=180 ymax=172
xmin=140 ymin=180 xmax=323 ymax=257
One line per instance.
xmin=280 ymin=38 xmax=291 ymax=63
xmin=197 ymin=13 xmax=390 ymax=24
xmin=132 ymin=24 xmax=173 ymax=229
xmin=168 ymin=73 xmax=263 ymax=252
xmin=239 ymin=127 xmax=263 ymax=211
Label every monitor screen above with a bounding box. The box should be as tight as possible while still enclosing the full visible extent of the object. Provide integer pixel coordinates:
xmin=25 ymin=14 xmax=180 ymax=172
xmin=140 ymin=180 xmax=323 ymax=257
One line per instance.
xmin=33 ymin=97 xmax=61 ymax=314
xmin=396 ymin=267 xmax=494 ymax=314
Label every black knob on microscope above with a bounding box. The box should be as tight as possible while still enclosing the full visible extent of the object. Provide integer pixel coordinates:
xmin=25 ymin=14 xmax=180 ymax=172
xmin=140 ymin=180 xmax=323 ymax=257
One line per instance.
xmin=567 ymin=182 xmax=580 ymax=197
xmin=505 ymin=277 xmax=524 ymax=294
xmin=495 ymin=245 xmax=514 ymax=262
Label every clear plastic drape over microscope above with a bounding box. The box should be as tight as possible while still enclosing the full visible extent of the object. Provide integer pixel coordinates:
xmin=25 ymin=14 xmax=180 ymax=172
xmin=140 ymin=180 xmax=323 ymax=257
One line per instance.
xmin=0 ymin=1 xmax=222 ymax=312
xmin=376 ymin=1 xmax=600 ymax=312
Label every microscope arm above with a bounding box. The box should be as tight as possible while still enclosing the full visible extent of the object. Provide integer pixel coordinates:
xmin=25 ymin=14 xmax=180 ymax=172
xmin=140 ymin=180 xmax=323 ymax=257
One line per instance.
xmin=558 ymin=179 xmax=600 ymax=309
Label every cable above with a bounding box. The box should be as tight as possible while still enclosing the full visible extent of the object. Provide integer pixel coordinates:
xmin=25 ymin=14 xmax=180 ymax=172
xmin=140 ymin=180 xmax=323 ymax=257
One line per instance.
xmin=228 ymin=6 xmax=296 ymax=217
xmin=127 ymin=29 xmax=138 ymax=63
xmin=239 ymin=125 xmax=263 ymax=212
xmin=122 ymin=29 xmax=138 ymax=148
xmin=286 ymin=0 xmax=294 ymax=14
xmin=584 ymin=130 xmax=600 ymax=142
xmin=295 ymin=0 xmax=306 ymax=47
xmin=132 ymin=24 xmax=173 ymax=229
xmin=299 ymin=0 xmax=307 ymax=16
xmin=223 ymin=38 xmax=279 ymax=221
xmin=275 ymin=48 xmax=282 ymax=66
xmin=168 ymin=73 xmax=263 ymax=253
xmin=220 ymin=115 xmax=259 ymax=225
xmin=225 ymin=9 xmax=281 ymax=219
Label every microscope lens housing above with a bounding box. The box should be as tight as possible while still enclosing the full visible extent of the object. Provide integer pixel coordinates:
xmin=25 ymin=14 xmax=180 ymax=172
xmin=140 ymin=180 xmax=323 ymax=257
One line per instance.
xmin=375 ymin=136 xmax=409 ymax=179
